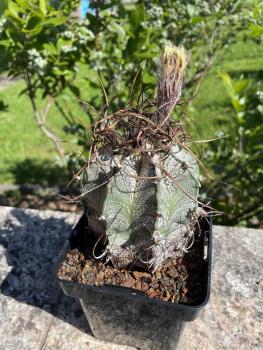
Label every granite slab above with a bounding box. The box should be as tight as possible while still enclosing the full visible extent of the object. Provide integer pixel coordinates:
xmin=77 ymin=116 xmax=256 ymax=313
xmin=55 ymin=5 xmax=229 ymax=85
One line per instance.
xmin=0 ymin=206 xmax=262 ymax=350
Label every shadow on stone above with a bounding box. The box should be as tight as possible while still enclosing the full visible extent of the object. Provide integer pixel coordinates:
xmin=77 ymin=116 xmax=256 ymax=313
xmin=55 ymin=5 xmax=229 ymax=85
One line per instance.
xmin=0 ymin=207 xmax=92 ymax=335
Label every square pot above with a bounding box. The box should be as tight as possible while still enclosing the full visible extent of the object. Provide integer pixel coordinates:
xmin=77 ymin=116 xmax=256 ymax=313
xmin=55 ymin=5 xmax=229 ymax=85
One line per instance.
xmin=54 ymin=215 xmax=212 ymax=350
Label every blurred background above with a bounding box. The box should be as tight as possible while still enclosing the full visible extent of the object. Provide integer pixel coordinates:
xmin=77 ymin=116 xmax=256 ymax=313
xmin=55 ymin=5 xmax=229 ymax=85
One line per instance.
xmin=0 ymin=0 xmax=262 ymax=227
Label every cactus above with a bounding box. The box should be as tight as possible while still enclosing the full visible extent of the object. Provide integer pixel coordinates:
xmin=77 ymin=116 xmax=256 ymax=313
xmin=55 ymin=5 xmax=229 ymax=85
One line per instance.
xmin=81 ymin=46 xmax=200 ymax=270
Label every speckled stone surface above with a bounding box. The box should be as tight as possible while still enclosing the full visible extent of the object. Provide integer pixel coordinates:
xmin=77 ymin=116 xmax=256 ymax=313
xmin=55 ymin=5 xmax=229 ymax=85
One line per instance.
xmin=179 ymin=225 xmax=263 ymax=350
xmin=0 ymin=206 xmax=262 ymax=350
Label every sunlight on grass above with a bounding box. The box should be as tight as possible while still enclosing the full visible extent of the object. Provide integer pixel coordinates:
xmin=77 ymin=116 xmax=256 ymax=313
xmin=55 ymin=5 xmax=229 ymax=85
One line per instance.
xmin=0 ymin=78 xmax=91 ymax=183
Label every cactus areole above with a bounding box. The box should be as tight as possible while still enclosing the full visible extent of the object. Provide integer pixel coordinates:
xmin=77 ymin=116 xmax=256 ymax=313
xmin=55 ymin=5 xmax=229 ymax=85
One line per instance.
xmin=81 ymin=46 xmax=201 ymax=271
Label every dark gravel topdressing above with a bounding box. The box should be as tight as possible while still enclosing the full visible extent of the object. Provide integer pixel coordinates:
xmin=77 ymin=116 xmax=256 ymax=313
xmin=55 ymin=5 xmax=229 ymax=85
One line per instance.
xmin=58 ymin=226 xmax=206 ymax=305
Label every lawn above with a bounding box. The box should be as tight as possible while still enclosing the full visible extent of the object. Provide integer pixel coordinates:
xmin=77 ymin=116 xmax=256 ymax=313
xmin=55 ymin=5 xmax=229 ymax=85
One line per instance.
xmin=190 ymin=40 xmax=263 ymax=138
xmin=0 ymin=39 xmax=263 ymax=184
xmin=0 ymin=69 xmax=95 ymax=184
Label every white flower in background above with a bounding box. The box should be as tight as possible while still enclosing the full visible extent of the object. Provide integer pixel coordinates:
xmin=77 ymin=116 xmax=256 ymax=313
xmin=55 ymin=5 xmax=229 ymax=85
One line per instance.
xmin=167 ymin=23 xmax=177 ymax=30
xmin=256 ymin=90 xmax=263 ymax=102
xmin=0 ymin=18 xmax=7 ymax=35
xmin=144 ymin=5 xmax=164 ymax=28
xmin=257 ymin=105 xmax=263 ymax=114
xmin=214 ymin=3 xmax=221 ymax=13
xmin=154 ymin=19 xmax=162 ymax=28
xmin=204 ymin=150 xmax=214 ymax=159
xmin=0 ymin=18 xmax=7 ymax=26
xmin=76 ymin=33 xmax=86 ymax=45
xmin=142 ymin=4 xmax=164 ymax=28
xmin=28 ymin=48 xmax=39 ymax=57
xmin=215 ymin=130 xmax=225 ymax=138
xmin=159 ymin=38 xmax=172 ymax=47
xmin=148 ymin=5 xmax=163 ymax=19
xmin=61 ymin=45 xmax=77 ymax=53
xmin=73 ymin=65 xmax=79 ymax=73
xmin=90 ymin=51 xmax=106 ymax=70
xmin=231 ymin=14 xmax=239 ymax=22
xmin=34 ymin=57 xmax=47 ymax=69
xmin=217 ymin=19 xmax=225 ymax=25
xmin=81 ymin=18 xmax=90 ymax=26
xmin=28 ymin=48 xmax=47 ymax=74
xmin=239 ymin=97 xmax=246 ymax=105
xmin=141 ymin=21 xmax=148 ymax=29
xmin=126 ymin=63 xmax=134 ymax=71
xmin=237 ymin=111 xmax=245 ymax=118
xmin=77 ymin=27 xmax=95 ymax=44
xmin=63 ymin=30 xmax=74 ymax=39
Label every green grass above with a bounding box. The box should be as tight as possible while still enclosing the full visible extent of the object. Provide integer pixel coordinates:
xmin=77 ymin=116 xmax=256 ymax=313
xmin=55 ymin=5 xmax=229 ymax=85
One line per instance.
xmin=0 ymin=39 xmax=262 ymax=184
xmin=0 ymin=74 xmax=93 ymax=184
xmin=189 ymin=40 xmax=263 ymax=139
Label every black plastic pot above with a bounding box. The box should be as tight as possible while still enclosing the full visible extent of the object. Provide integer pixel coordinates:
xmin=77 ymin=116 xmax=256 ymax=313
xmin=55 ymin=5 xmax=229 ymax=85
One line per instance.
xmin=54 ymin=215 xmax=212 ymax=350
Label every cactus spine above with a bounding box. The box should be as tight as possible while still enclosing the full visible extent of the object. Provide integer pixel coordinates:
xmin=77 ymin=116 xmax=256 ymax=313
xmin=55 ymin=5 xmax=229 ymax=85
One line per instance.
xmin=81 ymin=46 xmax=200 ymax=270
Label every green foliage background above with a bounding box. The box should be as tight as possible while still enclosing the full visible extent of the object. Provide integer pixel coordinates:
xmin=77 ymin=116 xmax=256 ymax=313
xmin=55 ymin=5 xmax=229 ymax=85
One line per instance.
xmin=0 ymin=0 xmax=262 ymax=227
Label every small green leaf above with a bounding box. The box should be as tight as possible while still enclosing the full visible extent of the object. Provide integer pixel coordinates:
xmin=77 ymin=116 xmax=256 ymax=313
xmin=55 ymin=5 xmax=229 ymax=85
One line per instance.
xmin=52 ymin=67 xmax=68 ymax=76
xmin=0 ymin=0 xmax=8 ymax=14
xmin=129 ymin=5 xmax=145 ymax=29
xmin=8 ymin=1 xmax=21 ymax=19
xmin=23 ymin=16 xmax=67 ymax=35
xmin=0 ymin=39 xmax=11 ymax=47
xmin=22 ymin=25 xmax=43 ymax=36
xmin=190 ymin=16 xmax=204 ymax=24
xmin=143 ymin=71 xmax=156 ymax=84
xmin=56 ymin=37 xmax=68 ymax=50
xmin=234 ymin=79 xmax=250 ymax=94
xmin=43 ymin=42 xmax=58 ymax=55
xmin=39 ymin=0 xmax=47 ymax=16
xmin=15 ymin=0 xmax=29 ymax=10
xmin=250 ymin=24 xmax=263 ymax=38
xmin=218 ymin=71 xmax=235 ymax=98
xmin=41 ymin=16 xmax=67 ymax=26
xmin=231 ymin=97 xmax=244 ymax=113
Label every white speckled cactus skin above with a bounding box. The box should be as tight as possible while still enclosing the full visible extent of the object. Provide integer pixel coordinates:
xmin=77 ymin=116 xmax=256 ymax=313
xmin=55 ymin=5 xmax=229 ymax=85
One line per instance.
xmin=81 ymin=46 xmax=200 ymax=270
xmin=81 ymin=145 xmax=199 ymax=269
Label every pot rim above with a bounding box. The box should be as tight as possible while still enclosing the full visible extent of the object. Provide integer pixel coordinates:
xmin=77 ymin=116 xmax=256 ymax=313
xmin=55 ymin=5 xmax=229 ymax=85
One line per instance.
xmin=53 ymin=215 xmax=212 ymax=314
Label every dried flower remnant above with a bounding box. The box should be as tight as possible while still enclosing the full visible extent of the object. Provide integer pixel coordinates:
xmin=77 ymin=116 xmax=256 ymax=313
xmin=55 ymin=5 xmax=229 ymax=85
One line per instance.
xmin=155 ymin=46 xmax=187 ymax=125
